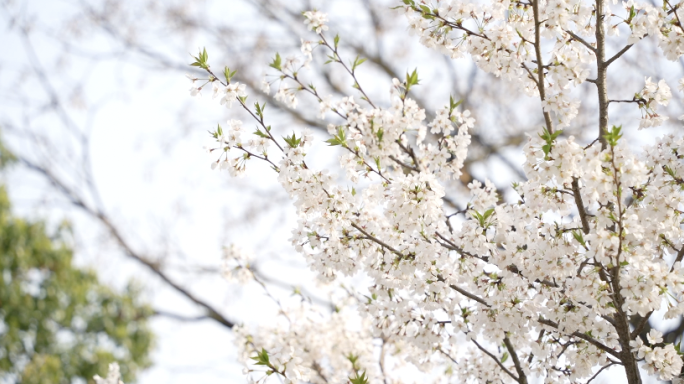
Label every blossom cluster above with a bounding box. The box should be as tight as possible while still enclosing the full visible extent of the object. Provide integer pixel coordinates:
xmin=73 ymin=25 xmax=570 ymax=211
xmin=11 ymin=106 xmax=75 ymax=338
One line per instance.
xmin=221 ymin=244 xmax=255 ymax=284
xmin=187 ymin=3 xmax=684 ymax=384
xmin=637 ymin=77 xmax=671 ymax=129
xmin=401 ymin=0 xmax=684 ymax=131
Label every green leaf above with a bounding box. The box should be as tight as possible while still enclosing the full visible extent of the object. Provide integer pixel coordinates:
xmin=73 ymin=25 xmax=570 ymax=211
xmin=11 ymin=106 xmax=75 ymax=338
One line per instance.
xmin=325 ymin=54 xmax=338 ymax=65
xmin=603 ymin=125 xmax=623 ymax=147
xmin=538 ymin=127 xmax=563 ymax=159
xmin=571 ymin=230 xmax=586 ymax=247
xmin=405 ymin=68 xmax=420 ymax=93
xmin=419 ymin=5 xmax=434 ymax=19
xmin=449 ymin=95 xmax=462 ymax=115
xmin=190 ymin=47 xmax=209 ymax=70
xmin=346 ymin=353 xmax=359 ymax=366
xmin=325 ymin=126 xmax=348 ymax=147
xmin=470 ymin=210 xmax=486 ymax=227
xmin=352 ymin=55 xmax=367 ymax=72
xmin=223 ymin=66 xmax=237 ymax=83
xmin=254 ymin=128 xmax=270 ymax=139
xmin=334 ymin=34 xmax=340 ymax=49
xmin=269 ymin=53 xmax=282 ymax=71
xmin=349 ymin=371 xmax=369 ymax=384
xmin=283 ymin=132 xmax=302 ymax=148
xmin=483 ymin=208 xmax=495 ymax=221
xmin=250 ymin=348 xmax=271 ymax=366
xmin=255 ymin=102 xmax=262 ymax=118
xmin=500 ymin=352 xmax=509 ymax=364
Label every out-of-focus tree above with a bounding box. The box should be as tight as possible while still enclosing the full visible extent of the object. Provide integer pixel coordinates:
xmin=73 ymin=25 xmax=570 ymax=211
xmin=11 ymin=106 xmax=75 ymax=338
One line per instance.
xmin=0 ymin=182 xmax=153 ymax=384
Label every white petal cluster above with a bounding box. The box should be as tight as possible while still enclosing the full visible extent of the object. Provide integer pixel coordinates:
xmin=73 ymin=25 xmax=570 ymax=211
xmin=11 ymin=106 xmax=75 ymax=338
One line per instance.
xmin=219 ymin=116 xmax=684 ymax=382
xmin=188 ymin=6 xmax=684 ymax=384
xmin=637 ymin=77 xmax=671 ymax=129
xmin=214 ymin=82 xmax=247 ymax=109
xmin=221 ymin=244 xmax=254 ymax=284
xmin=303 ymin=10 xmax=328 ymax=34
xmin=186 ymin=74 xmax=202 ymax=97
xmin=235 ymin=307 xmax=385 ymax=384
xmin=275 ymin=86 xmax=298 ymax=109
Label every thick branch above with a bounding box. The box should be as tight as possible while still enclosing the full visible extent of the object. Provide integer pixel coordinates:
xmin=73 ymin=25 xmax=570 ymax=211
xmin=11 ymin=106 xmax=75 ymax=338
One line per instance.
xmin=571 ymin=178 xmax=591 ymax=234
xmin=503 ymin=336 xmax=528 ymax=384
xmin=532 ymin=0 xmax=554 ymax=133
xmin=594 ymin=0 xmax=609 ymax=148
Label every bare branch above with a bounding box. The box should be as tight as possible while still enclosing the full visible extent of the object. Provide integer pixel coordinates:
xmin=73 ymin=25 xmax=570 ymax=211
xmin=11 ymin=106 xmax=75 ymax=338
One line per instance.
xmin=605 ymin=44 xmax=635 ymax=67
xmin=503 ymin=336 xmax=528 ymax=384
xmin=471 ymin=339 xmax=519 ymax=381
xmin=572 ymin=177 xmax=591 ymax=234
xmin=566 ymin=30 xmax=596 ymax=52
xmin=19 ymin=157 xmax=236 ymax=329
xmin=537 ymin=318 xmax=619 ymax=358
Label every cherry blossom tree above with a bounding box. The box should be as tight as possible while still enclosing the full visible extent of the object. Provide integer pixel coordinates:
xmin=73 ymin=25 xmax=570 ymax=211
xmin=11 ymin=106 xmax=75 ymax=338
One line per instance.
xmin=184 ymin=0 xmax=684 ymax=383
xmin=6 ymin=1 xmax=557 ymax=380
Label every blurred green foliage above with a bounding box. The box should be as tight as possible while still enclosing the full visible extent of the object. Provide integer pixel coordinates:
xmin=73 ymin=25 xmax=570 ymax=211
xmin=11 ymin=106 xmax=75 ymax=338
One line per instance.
xmin=0 ymin=186 xmax=154 ymax=383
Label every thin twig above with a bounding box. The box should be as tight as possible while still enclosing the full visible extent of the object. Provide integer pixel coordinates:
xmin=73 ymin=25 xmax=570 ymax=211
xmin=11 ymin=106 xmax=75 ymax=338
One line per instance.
xmin=566 ymin=30 xmax=597 ymax=52
xmin=605 ymin=44 xmax=635 ymax=67
xmin=471 ymin=339 xmax=519 ymax=381
xmin=537 ymin=317 xmax=619 ymax=358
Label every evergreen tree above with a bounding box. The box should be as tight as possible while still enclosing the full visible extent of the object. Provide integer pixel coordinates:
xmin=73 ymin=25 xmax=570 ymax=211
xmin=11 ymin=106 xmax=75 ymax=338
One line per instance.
xmin=0 ymin=187 xmax=154 ymax=383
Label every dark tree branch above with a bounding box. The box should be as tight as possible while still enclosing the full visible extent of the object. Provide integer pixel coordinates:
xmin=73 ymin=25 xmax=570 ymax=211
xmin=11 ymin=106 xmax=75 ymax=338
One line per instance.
xmin=472 ymin=339 xmax=519 ymax=381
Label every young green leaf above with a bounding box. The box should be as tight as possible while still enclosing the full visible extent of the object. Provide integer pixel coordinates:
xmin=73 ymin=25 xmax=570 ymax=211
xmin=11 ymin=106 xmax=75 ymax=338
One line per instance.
xmin=404 ymin=68 xmax=420 ymax=94
xmin=250 ymin=348 xmax=271 ymax=366
xmin=603 ymin=125 xmax=623 ymax=147
xmin=190 ymin=47 xmax=210 ymax=70
xmin=449 ymin=95 xmax=463 ymax=115
xmin=352 ymin=55 xmax=367 ymax=72
xmin=325 ymin=126 xmax=348 ymax=147
xmin=254 ymin=127 xmax=270 ymax=139
xmin=223 ymin=66 xmax=237 ymax=83
xmin=349 ymin=371 xmax=369 ymax=384
xmin=283 ymin=132 xmax=302 ymax=148
xmin=269 ymin=53 xmax=283 ymax=71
